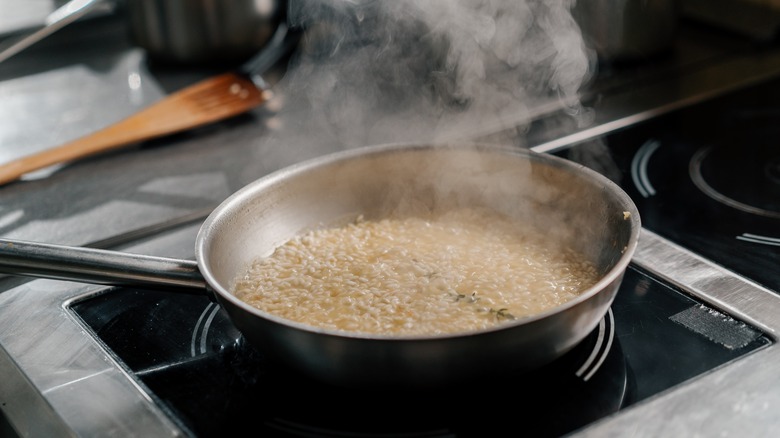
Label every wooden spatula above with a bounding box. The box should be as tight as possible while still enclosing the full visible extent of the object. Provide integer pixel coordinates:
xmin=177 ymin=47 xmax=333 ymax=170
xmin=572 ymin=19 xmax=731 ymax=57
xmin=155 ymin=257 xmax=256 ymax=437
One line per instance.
xmin=0 ymin=23 xmax=298 ymax=186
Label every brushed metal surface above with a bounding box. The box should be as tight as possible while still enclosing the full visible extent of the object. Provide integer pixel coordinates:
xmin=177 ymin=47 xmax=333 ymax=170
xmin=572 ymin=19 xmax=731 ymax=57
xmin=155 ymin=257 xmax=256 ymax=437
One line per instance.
xmin=126 ymin=0 xmax=286 ymax=65
xmin=0 ymin=281 xmax=191 ymax=437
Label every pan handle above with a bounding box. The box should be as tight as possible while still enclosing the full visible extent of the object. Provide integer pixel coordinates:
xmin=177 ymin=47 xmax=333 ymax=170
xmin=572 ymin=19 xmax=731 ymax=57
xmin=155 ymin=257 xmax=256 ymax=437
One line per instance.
xmin=0 ymin=238 xmax=207 ymax=294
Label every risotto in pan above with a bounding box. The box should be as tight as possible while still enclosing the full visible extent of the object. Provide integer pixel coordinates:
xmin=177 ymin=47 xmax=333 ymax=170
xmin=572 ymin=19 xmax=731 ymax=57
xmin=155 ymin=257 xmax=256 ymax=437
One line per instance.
xmin=231 ymin=207 xmax=600 ymax=335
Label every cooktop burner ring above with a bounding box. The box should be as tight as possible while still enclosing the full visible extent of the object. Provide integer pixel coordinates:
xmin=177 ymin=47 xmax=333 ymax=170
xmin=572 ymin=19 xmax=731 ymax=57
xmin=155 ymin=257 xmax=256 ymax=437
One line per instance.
xmin=72 ymin=286 xmax=633 ymax=438
xmin=689 ymin=146 xmax=780 ymax=220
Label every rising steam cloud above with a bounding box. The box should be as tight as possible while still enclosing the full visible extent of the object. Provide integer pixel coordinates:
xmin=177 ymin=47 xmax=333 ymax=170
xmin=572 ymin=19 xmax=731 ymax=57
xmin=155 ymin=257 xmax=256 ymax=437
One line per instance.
xmin=269 ymin=0 xmax=594 ymax=150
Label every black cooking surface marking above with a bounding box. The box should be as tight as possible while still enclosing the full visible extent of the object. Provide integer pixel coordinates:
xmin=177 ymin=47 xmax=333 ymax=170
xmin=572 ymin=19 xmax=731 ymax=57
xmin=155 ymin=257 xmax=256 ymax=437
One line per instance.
xmin=692 ymin=142 xmax=780 ymax=218
xmin=557 ymin=76 xmax=780 ymax=294
xmin=71 ymin=266 xmax=770 ymax=437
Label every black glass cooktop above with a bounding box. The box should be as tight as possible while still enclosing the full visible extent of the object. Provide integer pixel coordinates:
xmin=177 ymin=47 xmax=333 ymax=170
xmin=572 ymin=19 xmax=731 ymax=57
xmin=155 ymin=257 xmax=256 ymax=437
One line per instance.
xmin=556 ymin=75 xmax=780 ymax=294
xmin=72 ymin=265 xmax=771 ymax=437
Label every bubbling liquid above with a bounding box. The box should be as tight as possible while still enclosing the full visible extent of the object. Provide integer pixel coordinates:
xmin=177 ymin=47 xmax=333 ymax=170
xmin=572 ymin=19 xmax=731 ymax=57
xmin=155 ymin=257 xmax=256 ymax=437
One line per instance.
xmin=231 ymin=208 xmax=600 ymax=336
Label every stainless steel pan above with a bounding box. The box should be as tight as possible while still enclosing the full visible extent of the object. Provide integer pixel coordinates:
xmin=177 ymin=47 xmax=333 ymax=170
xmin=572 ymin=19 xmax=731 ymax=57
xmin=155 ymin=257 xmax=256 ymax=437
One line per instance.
xmin=0 ymin=143 xmax=641 ymax=389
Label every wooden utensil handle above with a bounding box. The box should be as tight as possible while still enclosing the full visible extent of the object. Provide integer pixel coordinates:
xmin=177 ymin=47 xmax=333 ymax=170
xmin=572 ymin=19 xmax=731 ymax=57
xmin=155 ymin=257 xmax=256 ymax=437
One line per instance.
xmin=0 ymin=72 xmax=269 ymax=185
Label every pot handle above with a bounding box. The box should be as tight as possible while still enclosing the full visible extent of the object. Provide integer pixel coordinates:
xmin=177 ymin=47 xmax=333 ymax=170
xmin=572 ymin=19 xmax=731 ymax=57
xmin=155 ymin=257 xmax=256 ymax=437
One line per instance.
xmin=0 ymin=238 xmax=207 ymax=294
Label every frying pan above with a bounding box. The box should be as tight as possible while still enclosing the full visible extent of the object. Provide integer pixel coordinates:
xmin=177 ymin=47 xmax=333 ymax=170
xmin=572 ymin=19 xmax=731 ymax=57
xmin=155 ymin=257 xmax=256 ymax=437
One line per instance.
xmin=0 ymin=143 xmax=640 ymax=389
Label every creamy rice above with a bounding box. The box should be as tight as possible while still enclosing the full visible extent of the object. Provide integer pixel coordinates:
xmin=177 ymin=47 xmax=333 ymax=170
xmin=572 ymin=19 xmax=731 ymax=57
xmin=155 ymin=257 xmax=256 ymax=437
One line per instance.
xmin=231 ymin=208 xmax=600 ymax=335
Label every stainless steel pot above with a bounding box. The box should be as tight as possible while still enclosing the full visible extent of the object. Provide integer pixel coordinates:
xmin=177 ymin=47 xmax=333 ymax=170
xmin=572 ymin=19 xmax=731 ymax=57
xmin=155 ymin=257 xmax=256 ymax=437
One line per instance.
xmin=0 ymin=143 xmax=641 ymax=389
xmin=125 ymin=0 xmax=288 ymax=65
xmin=572 ymin=0 xmax=679 ymax=62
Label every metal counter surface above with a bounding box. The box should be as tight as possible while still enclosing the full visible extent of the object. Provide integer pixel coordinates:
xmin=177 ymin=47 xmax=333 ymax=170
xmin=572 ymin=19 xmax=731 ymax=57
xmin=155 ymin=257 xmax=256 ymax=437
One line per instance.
xmin=3 ymin=10 xmax=780 ymax=438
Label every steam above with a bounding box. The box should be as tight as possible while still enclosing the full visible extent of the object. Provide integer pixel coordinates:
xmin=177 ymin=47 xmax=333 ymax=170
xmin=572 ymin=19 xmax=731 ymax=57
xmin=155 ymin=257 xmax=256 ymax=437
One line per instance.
xmin=266 ymin=0 xmax=594 ymax=151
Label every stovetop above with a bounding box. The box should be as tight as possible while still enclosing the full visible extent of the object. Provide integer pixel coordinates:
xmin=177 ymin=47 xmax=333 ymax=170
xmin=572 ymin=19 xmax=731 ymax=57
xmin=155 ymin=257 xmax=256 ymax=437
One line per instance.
xmin=68 ymin=266 xmax=771 ymax=437
xmin=4 ymin=10 xmax=780 ymax=438
xmin=562 ymin=81 xmax=780 ymax=291
xmin=555 ymin=81 xmax=780 ymax=293
xmin=58 ymin=71 xmax=780 ymax=438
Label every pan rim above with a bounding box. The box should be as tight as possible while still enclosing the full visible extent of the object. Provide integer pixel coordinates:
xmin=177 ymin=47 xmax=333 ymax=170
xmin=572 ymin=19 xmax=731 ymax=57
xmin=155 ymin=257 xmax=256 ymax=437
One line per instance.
xmin=194 ymin=141 xmax=641 ymax=341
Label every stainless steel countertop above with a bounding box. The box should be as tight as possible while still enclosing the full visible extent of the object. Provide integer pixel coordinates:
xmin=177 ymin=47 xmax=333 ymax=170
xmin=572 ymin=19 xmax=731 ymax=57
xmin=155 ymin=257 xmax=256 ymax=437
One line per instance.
xmin=3 ymin=7 xmax=780 ymax=438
